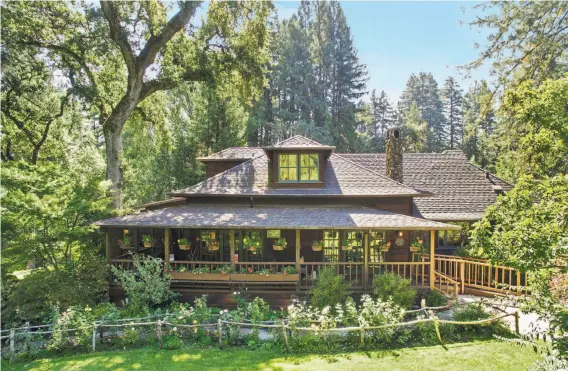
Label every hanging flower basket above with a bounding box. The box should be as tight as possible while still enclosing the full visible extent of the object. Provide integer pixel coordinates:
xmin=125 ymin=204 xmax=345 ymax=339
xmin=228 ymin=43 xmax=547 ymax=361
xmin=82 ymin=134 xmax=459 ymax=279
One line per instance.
xmin=117 ymin=236 xmax=132 ymax=250
xmin=247 ymin=245 xmax=257 ymax=252
xmin=208 ymin=241 xmax=220 ymax=251
xmin=272 ymin=237 xmax=287 ymax=251
xmin=341 ymin=240 xmax=353 ymax=251
xmin=142 ymin=234 xmax=154 ymax=248
xmin=312 ymin=240 xmax=324 ymax=252
xmin=178 ymin=238 xmax=191 ymax=250
xmin=378 ymin=241 xmax=391 ymax=252
xmin=410 ymin=238 xmax=424 ymax=253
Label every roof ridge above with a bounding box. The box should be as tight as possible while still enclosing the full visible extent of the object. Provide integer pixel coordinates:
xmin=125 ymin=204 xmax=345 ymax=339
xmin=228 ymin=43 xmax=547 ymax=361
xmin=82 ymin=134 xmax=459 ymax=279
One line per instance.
xmin=275 ymin=134 xmax=325 ymax=146
xmin=198 ymin=146 xmax=263 ymax=160
xmin=331 ymin=153 xmax=423 ymax=193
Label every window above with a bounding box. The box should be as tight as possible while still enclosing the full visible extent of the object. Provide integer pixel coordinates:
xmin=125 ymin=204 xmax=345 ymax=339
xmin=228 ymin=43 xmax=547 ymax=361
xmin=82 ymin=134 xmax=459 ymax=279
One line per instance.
xmin=323 ymin=230 xmax=339 ymax=262
xmin=300 ymin=154 xmax=319 ymax=181
xmin=278 ymin=153 xmax=319 ymax=183
xmin=278 ymin=154 xmax=297 ymax=181
xmin=369 ymin=230 xmax=386 ymax=262
xmin=344 ymin=231 xmax=363 ymax=262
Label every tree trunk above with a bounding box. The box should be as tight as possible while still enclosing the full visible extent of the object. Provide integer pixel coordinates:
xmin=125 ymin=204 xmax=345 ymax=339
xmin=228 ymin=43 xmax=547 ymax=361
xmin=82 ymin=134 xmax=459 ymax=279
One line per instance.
xmin=104 ymin=124 xmax=124 ymax=209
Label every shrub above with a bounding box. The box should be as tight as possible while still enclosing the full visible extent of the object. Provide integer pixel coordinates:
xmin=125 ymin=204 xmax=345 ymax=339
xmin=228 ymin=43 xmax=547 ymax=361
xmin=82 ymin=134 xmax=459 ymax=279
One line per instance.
xmin=309 ymin=266 xmax=351 ymax=310
xmin=422 ymin=290 xmax=448 ymax=307
xmin=372 ymin=273 xmax=416 ymax=309
xmin=3 ymin=252 xmax=109 ymax=325
xmin=162 ymin=335 xmax=184 ymax=350
xmin=111 ymin=254 xmax=177 ymax=307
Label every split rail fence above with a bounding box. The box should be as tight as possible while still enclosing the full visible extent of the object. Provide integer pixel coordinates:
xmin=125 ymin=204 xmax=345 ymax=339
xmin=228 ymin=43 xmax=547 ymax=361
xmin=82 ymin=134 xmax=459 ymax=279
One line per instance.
xmin=1 ymin=303 xmax=520 ymax=364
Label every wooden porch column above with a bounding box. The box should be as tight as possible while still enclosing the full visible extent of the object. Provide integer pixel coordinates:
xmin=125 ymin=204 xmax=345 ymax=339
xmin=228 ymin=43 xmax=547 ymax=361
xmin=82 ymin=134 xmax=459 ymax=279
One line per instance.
xmin=295 ymin=230 xmax=301 ymax=272
xmin=363 ymin=231 xmax=369 ymax=291
xmin=164 ymin=228 xmax=171 ymax=267
xmin=429 ymin=230 xmax=435 ymax=289
xmin=229 ymin=230 xmax=235 ymax=269
xmin=105 ymin=230 xmax=110 ymax=263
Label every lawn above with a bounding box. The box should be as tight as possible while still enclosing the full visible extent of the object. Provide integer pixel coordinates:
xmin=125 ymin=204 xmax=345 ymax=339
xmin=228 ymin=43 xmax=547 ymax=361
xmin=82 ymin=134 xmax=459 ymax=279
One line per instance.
xmin=3 ymin=340 xmax=538 ymax=371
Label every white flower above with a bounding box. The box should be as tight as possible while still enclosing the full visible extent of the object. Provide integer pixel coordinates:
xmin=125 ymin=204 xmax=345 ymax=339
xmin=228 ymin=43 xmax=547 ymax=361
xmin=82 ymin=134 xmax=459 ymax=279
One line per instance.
xmin=173 ymin=327 xmax=177 ymax=332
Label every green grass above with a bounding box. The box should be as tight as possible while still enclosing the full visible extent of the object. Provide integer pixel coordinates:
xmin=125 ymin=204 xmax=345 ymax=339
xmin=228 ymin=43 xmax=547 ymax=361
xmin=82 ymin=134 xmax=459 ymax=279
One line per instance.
xmin=3 ymin=341 xmax=538 ymax=371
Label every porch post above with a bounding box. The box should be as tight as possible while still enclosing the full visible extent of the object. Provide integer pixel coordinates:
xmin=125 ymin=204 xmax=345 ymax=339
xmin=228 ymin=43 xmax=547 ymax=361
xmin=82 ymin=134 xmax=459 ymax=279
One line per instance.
xmin=164 ymin=228 xmax=171 ymax=267
xmin=363 ymin=231 xmax=369 ymax=291
xmin=295 ymin=230 xmax=301 ymax=272
xmin=229 ymin=230 xmax=235 ymax=269
xmin=105 ymin=230 xmax=110 ymax=263
xmin=429 ymin=230 xmax=435 ymax=289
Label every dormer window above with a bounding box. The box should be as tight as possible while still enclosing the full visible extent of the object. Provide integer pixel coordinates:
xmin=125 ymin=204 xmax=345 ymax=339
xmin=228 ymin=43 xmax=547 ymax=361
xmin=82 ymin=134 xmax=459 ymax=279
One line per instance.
xmin=278 ymin=153 xmax=319 ymax=182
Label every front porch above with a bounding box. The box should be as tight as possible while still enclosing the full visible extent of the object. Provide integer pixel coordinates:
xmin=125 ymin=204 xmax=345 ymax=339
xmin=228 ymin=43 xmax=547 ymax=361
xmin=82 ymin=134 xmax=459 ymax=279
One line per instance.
xmin=106 ymin=227 xmax=438 ymax=295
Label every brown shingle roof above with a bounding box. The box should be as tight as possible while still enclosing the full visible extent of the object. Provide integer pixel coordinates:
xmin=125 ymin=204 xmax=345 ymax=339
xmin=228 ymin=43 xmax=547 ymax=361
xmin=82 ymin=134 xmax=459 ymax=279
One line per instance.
xmin=340 ymin=151 xmax=513 ymax=221
xmin=96 ymin=204 xmax=460 ymax=230
xmin=264 ymin=135 xmax=336 ymax=150
xmin=169 ymin=153 xmax=425 ymax=197
xmin=197 ymin=147 xmax=263 ymax=161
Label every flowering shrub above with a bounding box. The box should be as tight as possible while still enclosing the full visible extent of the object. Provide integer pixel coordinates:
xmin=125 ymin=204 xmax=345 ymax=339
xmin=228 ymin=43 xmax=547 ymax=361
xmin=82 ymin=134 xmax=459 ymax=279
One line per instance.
xmin=372 ymin=272 xmax=417 ymax=309
xmin=48 ymin=306 xmax=94 ymax=351
xmin=111 ymin=254 xmax=177 ymax=307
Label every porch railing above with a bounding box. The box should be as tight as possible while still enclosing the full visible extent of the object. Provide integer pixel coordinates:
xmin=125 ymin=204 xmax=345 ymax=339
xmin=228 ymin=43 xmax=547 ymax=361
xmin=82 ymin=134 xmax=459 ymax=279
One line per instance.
xmin=433 ymin=271 xmax=459 ymax=299
xmin=368 ymin=262 xmax=429 ymax=287
xmin=299 ymin=262 xmax=365 ymax=289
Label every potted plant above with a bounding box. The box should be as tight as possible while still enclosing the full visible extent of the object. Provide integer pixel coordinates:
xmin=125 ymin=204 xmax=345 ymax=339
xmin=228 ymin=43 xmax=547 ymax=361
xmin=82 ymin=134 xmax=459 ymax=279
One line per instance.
xmin=410 ymin=238 xmax=424 ymax=252
xmin=171 ymin=265 xmax=231 ymax=281
xmin=273 ymin=237 xmax=287 ymax=251
xmin=208 ymin=240 xmax=220 ymax=251
xmin=243 ymin=236 xmax=258 ymax=252
xmin=312 ymin=240 xmax=324 ymax=252
xmin=377 ymin=240 xmax=391 ymax=252
xmin=142 ymin=234 xmax=154 ymax=248
xmin=178 ymin=238 xmax=191 ymax=250
xmin=230 ymin=265 xmax=299 ymax=282
xmin=341 ymin=239 xmax=353 ymax=251
xmin=117 ymin=235 xmax=132 ymax=250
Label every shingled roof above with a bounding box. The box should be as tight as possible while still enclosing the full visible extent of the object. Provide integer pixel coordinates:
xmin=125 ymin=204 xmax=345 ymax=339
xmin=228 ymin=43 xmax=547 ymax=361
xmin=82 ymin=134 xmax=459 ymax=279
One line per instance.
xmin=340 ymin=151 xmax=513 ymax=221
xmin=197 ymin=147 xmax=263 ymax=161
xmin=170 ymin=152 xmax=427 ymax=197
xmin=96 ymin=204 xmax=460 ymax=230
xmin=264 ymin=135 xmax=336 ymax=150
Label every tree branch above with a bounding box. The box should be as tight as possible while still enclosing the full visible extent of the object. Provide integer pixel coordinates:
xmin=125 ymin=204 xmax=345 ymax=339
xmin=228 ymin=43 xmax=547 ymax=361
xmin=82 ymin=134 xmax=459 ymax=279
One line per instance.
xmin=100 ymin=1 xmax=137 ymax=84
xmin=136 ymin=1 xmax=201 ymax=72
xmin=139 ymin=68 xmax=211 ymax=102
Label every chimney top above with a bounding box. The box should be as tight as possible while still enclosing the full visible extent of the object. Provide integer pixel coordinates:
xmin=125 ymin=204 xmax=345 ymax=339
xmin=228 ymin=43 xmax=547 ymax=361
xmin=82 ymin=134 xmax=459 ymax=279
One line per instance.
xmin=386 ymin=128 xmax=403 ymax=183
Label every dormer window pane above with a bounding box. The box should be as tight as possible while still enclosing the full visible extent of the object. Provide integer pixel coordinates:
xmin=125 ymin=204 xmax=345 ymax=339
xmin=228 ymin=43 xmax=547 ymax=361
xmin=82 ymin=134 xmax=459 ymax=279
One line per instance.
xmin=278 ymin=154 xmax=297 ymax=181
xmin=300 ymin=154 xmax=319 ymax=181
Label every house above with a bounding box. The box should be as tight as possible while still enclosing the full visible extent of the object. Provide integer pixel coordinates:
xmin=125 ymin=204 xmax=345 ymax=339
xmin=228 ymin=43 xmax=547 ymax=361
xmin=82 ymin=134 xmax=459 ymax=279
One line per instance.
xmin=96 ymin=130 xmax=513 ymax=304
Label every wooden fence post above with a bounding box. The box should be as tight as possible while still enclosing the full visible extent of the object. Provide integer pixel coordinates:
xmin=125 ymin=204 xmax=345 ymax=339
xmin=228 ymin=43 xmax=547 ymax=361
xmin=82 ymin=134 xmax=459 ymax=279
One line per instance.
xmin=156 ymin=320 xmax=163 ymax=349
xmin=514 ymin=312 xmax=520 ymax=335
xmin=360 ymin=327 xmax=365 ymax=347
xmin=9 ymin=328 xmax=15 ymax=364
xmin=281 ymin=322 xmax=289 ymax=352
xmin=92 ymin=323 xmax=97 ymax=352
xmin=217 ymin=319 xmax=223 ymax=350
xmin=23 ymin=322 xmax=30 ymax=353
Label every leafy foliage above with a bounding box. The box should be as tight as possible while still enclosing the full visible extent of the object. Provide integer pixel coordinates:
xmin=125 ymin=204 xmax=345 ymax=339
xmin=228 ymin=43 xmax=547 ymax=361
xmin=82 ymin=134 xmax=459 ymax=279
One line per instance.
xmin=111 ymin=254 xmax=177 ymax=308
xmin=372 ymin=273 xmax=417 ymax=309
xmin=309 ymin=266 xmax=351 ymax=310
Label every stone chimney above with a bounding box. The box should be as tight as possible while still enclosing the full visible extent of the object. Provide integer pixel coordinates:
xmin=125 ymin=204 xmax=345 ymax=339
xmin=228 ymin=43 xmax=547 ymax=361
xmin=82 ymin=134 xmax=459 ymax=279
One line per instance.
xmin=386 ymin=128 xmax=403 ymax=183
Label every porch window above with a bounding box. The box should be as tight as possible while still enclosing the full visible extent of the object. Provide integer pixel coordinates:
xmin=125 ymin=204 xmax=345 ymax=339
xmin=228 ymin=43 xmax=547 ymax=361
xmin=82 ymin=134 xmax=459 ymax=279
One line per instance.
xmin=369 ymin=230 xmax=386 ymax=262
xmin=323 ymin=230 xmax=339 ymax=262
xmin=344 ymin=231 xmax=363 ymax=262
xmin=278 ymin=153 xmax=319 ymax=182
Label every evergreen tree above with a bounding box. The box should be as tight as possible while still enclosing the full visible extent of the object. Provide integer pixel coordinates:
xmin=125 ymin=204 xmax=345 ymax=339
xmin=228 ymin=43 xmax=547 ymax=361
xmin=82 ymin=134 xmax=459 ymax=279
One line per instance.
xmin=462 ymin=81 xmax=497 ymax=169
xmin=441 ymin=77 xmax=464 ymax=149
xmin=398 ymin=72 xmax=446 ymax=151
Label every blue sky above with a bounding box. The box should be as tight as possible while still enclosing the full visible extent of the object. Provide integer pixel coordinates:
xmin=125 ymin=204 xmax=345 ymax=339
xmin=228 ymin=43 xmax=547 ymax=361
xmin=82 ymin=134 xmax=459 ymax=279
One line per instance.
xmin=275 ymin=1 xmax=492 ymax=102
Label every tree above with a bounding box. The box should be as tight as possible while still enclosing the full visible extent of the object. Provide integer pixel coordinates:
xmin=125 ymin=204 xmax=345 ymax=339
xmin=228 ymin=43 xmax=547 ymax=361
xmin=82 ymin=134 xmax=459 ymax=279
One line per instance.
xmin=462 ymin=80 xmax=498 ymax=169
xmin=3 ymin=1 xmax=273 ymax=208
xmin=495 ymin=77 xmax=568 ymax=181
xmin=469 ymin=175 xmax=568 ymax=357
xmin=398 ymin=72 xmax=446 ymax=151
xmin=465 ymin=2 xmax=568 ymax=88
xmin=1 ymin=47 xmax=71 ymax=164
xmin=401 ymin=102 xmax=430 ymax=153
xmin=441 ymin=77 xmax=463 ymax=149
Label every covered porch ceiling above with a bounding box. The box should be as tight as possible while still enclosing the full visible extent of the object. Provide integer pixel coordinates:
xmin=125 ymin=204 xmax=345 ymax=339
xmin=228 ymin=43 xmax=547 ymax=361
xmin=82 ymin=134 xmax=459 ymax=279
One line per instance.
xmin=96 ymin=204 xmax=460 ymax=231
